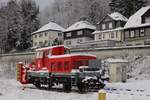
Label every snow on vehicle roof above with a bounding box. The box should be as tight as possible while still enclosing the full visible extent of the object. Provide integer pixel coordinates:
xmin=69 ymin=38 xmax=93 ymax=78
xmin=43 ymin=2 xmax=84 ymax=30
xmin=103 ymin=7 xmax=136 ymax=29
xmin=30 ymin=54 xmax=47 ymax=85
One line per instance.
xmin=64 ymin=21 xmax=96 ymax=32
xmin=109 ymin=12 xmax=128 ymax=22
xmin=106 ymin=58 xmax=128 ymax=63
xmin=32 ymin=21 xmax=65 ymax=34
xmin=92 ymin=27 xmax=124 ymax=34
xmin=36 ymin=45 xmax=69 ymax=51
xmin=48 ymin=54 xmax=96 ymax=59
xmin=125 ymin=6 xmax=150 ymax=29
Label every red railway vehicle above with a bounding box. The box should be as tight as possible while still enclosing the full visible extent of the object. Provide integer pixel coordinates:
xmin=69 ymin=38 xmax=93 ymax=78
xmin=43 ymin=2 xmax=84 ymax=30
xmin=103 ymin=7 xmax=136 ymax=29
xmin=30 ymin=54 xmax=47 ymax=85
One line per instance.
xmin=17 ymin=45 xmax=105 ymax=92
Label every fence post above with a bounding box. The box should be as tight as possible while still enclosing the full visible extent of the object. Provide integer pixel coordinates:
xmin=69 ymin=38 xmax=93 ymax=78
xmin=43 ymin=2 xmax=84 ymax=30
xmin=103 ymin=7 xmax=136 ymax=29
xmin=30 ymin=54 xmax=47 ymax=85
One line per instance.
xmin=98 ymin=89 xmax=106 ymax=100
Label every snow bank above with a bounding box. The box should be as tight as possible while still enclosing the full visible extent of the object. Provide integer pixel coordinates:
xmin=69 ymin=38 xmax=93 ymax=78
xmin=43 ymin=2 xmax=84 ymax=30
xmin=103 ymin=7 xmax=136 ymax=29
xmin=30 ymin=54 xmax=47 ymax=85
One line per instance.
xmin=0 ymin=78 xmax=150 ymax=100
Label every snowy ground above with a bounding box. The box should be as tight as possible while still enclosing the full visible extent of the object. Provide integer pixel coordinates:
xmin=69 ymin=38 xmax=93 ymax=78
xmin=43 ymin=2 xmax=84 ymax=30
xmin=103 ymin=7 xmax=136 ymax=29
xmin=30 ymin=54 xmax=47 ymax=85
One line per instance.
xmin=0 ymin=78 xmax=150 ymax=100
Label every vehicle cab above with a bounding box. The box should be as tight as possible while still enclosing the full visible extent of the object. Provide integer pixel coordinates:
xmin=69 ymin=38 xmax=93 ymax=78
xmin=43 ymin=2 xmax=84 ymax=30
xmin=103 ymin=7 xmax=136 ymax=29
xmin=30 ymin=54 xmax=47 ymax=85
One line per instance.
xmin=34 ymin=45 xmax=70 ymax=70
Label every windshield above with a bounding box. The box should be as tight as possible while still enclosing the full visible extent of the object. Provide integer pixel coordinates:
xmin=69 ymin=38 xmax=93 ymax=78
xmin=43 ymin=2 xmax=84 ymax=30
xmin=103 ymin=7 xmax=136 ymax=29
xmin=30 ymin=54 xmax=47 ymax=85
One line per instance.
xmin=36 ymin=51 xmax=43 ymax=58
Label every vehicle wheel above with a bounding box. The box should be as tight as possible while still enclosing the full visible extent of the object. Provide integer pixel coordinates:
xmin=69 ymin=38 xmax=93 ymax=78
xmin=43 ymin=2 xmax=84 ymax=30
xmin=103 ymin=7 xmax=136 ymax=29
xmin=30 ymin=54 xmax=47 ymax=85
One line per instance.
xmin=34 ymin=82 xmax=41 ymax=89
xmin=77 ymin=83 xmax=86 ymax=92
xmin=63 ymin=82 xmax=71 ymax=92
xmin=33 ymin=79 xmax=41 ymax=89
xmin=99 ymin=82 xmax=105 ymax=89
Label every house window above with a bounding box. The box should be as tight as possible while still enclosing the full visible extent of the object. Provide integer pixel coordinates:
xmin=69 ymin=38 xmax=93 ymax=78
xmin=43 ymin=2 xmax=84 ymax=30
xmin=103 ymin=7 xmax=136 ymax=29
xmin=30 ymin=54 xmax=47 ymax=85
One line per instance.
xmin=103 ymin=34 xmax=105 ymax=39
xmin=116 ymin=32 xmax=118 ymax=38
xmin=135 ymin=29 xmax=140 ymax=37
xmin=99 ymin=34 xmax=102 ymax=39
xmin=58 ymin=33 xmax=62 ymax=36
xmin=109 ymin=22 xmax=113 ymax=29
xmin=66 ymin=33 xmax=71 ymax=37
xmin=45 ymin=32 xmax=47 ymax=36
xmin=146 ymin=28 xmax=150 ymax=36
xmin=125 ymin=31 xmax=130 ymax=38
xmin=140 ymin=29 xmax=145 ymax=36
xmin=44 ymin=40 xmax=48 ymax=45
xmin=66 ymin=41 xmax=71 ymax=45
xmin=111 ymin=32 xmax=115 ymax=38
xmin=145 ymin=17 xmax=150 ymax=23
xmin=130 ymin=31 xmax=135 ymax=38
xmin=77 ymin=39 xmax=83 ymax=43
xmin=39 ymin=33 xmax=43 ymax=38
xmin=39 ymin=41 xmax=43 ymax=46
xmin=34 ymin=42 xmax=37 ymax=46
xmin=102 ymin=24 xmax=106 ymax=30
xmin=77 ymin=31 xmax=83 ymax=35
xmin=34 ymin=35 xmax=37 ymax=38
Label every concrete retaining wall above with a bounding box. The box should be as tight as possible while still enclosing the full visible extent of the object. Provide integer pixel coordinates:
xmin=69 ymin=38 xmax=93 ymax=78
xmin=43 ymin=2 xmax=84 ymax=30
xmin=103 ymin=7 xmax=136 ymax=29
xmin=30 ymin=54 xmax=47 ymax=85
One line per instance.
xmin=0 ymin=45 xmax=150 ymax=78
xmin=0 ymin=52 xmax=35 ymax=78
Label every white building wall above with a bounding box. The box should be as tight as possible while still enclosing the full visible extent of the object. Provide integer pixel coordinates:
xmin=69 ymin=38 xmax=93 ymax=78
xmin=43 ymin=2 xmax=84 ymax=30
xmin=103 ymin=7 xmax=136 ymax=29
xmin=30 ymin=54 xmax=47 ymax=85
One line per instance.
xmin=64 ymin=37 xmax=92 ymax=46
xmin=94 ymin=30 xmax=123 ymax=41
xmin=32 ymin=30 xmax=62 ymax=48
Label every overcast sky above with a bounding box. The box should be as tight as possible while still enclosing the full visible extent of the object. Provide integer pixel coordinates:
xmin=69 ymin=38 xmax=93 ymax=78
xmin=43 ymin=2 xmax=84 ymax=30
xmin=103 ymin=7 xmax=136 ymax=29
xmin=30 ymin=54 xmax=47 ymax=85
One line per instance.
xmin=0 ymin=0 xmax=53 ymax=10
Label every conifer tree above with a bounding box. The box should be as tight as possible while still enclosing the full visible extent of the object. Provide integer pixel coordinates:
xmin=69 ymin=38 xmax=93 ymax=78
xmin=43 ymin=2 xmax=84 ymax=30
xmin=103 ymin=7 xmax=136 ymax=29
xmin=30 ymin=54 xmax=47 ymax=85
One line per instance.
xmin=109 ymin=0 xmax=147 ymax=18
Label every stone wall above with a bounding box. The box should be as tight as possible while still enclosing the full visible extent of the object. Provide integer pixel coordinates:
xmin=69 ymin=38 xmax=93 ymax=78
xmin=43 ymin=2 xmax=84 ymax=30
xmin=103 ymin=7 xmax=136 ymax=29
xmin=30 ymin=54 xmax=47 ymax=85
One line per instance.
xmin=72 ymin=45 xmax=150 ymax=59
xmin=0 ymin=52 xmax=35 ymax=78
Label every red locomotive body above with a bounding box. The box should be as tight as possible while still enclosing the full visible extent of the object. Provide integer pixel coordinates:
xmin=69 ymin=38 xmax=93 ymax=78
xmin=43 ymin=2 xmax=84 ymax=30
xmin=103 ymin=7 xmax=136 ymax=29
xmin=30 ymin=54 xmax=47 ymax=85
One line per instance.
xmin=17 ymin=45 xmax=105 ymax=92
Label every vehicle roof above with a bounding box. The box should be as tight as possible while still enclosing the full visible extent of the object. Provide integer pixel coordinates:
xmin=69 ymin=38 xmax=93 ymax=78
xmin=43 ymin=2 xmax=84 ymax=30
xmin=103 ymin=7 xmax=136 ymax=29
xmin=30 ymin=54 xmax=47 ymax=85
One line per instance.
xmin=48 ymin=54 xmax=96 ymax=59
xmin=36 ymin=45 xmax=69 ymax=51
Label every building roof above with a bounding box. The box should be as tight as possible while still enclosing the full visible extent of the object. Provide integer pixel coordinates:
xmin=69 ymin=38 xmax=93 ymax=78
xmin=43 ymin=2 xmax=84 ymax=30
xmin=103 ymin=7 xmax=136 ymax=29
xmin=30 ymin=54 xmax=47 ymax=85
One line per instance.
xmin=32 ymin=22 xmax=65 ymax=34
xmin=64 ymin=21 xmax=96 ymax=32
xmin=106 ymin=58 xmax=128 ymax=63
xmin=125 ymin=6 xmax=150 ymax=29
xmin=108 ymin=12 xmax=128 ymax=22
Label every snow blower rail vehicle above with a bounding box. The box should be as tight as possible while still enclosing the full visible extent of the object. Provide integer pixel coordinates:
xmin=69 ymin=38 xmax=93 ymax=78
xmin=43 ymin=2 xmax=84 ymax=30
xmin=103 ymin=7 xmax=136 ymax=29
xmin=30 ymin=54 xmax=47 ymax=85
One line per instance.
xmin=17 ymin=45 xmax=105 ymax=92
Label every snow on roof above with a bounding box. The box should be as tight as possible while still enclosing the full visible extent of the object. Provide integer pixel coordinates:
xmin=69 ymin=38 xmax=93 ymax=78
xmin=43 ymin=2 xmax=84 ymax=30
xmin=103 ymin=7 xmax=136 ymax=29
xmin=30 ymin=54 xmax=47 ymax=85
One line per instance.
xmin=64 ymin=21 xmax=96 ymax=32
xmin=92 ymin=27 xmax=124 ymax=34
xmin=36 ymin=45 xmax=69 ymax=51
xmin=125 ymin=6 xmax=150 ymax=28
xmin=32 ymin=21 xmax=65 ymax=34
xmin=48 ymin=54 xmax=96 ymax=59
xmin=109 ymin=12 xmax=128 ymax=22
xmin=106 ymin=58 xmax=128 ymax=63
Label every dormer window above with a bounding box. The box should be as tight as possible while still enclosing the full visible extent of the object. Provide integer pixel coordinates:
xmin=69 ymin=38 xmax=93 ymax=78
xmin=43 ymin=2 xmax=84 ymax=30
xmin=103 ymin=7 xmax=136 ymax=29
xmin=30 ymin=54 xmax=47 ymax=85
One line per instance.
xmin=145 ymin=17 xmax=150 ymax=23
xmin=102 ymin=24 xmax=106 ymax=30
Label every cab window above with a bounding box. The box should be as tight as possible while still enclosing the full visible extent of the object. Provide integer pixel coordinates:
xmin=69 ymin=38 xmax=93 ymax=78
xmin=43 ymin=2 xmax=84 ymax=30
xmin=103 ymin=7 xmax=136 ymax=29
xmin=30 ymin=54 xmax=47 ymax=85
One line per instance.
xmin=36 ymin=51 xmax=43 ymax=58
xmin=65 ymin=49 xmax=70 ymax=54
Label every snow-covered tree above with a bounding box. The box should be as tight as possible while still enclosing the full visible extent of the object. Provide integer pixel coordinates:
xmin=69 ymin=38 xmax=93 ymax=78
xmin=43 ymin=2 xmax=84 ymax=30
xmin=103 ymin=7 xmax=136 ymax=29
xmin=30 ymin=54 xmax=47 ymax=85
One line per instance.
xmin=41 ymin=0 xmax=110 ymax=28
xmin=109 ymin=0 xmax=147 ymax=18
xmin=4 ymin=0 xmax=22 ymax=52
xmin=0 ymin=0 xmax=40 ymax=52
xmin=17 ymin=0 xmax=40 ymax=50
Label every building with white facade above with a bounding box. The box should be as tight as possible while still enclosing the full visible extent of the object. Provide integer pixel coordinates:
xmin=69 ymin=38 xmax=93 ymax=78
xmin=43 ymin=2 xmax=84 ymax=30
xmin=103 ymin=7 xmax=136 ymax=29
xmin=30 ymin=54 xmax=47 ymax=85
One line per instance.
xmin=31 ymin=21 xmax=65 ymax=48
xmin=124 ymin=6 xmax=150 ymax=46
xmin=63 ymin=21 xmax=96 ymax=47
xmin=93 ymin=12 xmax=128 ymax=42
